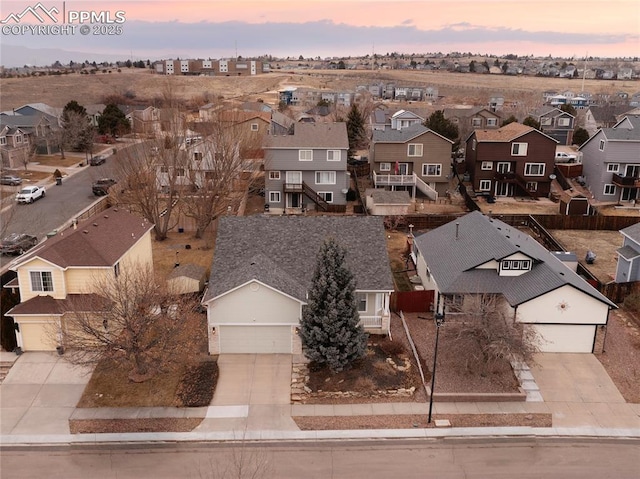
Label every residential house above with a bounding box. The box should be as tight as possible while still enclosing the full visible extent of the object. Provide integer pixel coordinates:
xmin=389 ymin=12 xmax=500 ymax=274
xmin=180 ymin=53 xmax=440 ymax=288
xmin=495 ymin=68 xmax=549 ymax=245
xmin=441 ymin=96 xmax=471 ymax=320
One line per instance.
xmin=629 ymin=92 xmax=640 ymax=108
xmin=618 ymin=68 xmax=633 ymax=80
xmin=424 ymin=86 xmax=439 ymax=102
xmin=217 ymin=110 xmax=271 ymax=160
xmin=584 ymin=105 xmax=633 ymax=135
xmin=271 ymin=111 xmax=295 ymax=135
xmin=0 ymin=124 xmax=32 ymax=169
xmin=615 ymin=222 xmax=640 ymax=283
xmin=444 ymin=107 xmax=501 ymax=141
xmin=412 ymin=211 xmax=616 ymax=353
xmin=532 ymin=107 xmax=575 ymax=145
xmin=263 ymin=122 xmax=349 ymax=214
xmin=369 ymin=123 xmax=453 ymax=200
xmin=465 ymin=122 xmax=558 ymax=198
xmin=488 ymin=94 xmax=504 ymax=112
xmin=5 ymin=207 xmax=154 ymax=351
xmin=390 ymin=110 xmax=425 ymax=130
xmin=125 ymin=106 xmax=161 ymax=136
xmin=579 ymin=114 xmax=640 ymax=203
xmin=1 ymin=104 xmax=61 ymax=155
xmin=202 ymin=216 xmax=394 ymax=354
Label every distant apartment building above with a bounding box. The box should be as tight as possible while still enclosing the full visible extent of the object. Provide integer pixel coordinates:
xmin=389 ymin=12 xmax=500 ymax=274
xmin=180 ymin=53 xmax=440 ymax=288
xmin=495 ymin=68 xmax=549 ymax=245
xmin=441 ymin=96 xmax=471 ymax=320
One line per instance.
xmin=154 ymin=59 xmax=270 ymax=76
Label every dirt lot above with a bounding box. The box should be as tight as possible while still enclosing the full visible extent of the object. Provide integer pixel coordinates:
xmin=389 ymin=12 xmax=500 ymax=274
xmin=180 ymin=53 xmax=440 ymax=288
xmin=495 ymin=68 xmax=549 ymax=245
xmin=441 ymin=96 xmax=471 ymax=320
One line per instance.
xmin=550 ymin=229 xmax=621 ymax=283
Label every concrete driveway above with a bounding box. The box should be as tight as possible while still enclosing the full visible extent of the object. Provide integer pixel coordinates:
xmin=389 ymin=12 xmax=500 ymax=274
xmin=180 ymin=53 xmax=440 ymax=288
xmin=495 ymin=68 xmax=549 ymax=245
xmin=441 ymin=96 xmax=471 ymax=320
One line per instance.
xmin=530 ymin=353 xmax=640 ymax=428
xmin=196 ymin=354 xmax=299 ymax=432
xmin=0 ymin=352 xmax=92 ymax=435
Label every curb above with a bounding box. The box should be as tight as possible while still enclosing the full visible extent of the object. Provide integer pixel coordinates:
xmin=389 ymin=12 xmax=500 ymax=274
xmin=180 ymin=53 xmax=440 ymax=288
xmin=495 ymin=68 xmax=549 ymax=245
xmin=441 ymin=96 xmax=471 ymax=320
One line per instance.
xmin=2 ymin=426 xmax=640 ymax=447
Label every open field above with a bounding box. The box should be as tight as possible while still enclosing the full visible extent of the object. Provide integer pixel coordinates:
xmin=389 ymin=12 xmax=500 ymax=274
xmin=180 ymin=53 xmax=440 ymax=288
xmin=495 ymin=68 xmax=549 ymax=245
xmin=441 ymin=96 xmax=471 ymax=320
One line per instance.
xmin=1 ymin=68 xmax=637 ymax=110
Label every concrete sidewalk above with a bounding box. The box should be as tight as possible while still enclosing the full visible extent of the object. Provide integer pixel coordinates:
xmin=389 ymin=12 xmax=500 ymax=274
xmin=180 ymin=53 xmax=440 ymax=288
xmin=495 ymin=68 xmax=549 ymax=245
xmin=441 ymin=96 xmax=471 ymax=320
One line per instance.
xmin=1 ymin=352 xmax=639 ymax=445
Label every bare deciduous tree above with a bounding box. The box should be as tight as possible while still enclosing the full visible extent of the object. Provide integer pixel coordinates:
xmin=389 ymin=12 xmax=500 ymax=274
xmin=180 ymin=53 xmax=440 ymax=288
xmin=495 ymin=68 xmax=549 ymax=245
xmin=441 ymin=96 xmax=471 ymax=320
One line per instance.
xmin=55 ymin=264 xmax=202 ymax=382
xmin=445 ymin=294 xmax=540 ymax=375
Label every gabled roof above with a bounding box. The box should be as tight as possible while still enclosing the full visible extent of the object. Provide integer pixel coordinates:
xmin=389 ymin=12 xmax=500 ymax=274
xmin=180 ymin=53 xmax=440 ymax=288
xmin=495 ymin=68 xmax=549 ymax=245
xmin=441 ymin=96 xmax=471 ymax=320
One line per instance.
xmin=473 ymin=122 xmax=558 ymax=144
xmin=587 ymin=105 xmax=630 ymax=123
xmin=7 ymin=293 xmax=106 ymax=316
xmin=264 ymin=122 xmax=348 ymax=149
xmin=271 ymin=111 xmax=294 ymax=129
xmin=168 ymin=264 xmax=207 ymax=281
xmin=617 ymin=245 xmax=640 ymax=261
xmin=365 ymin=189 xmax=412 ymax=205
xmin=372 ymin=123 xmax=453 ymax=144
xmin=12 ymin=207 xmax=153 ymax=270
xmin=532 ymin=107 xmax=574 ymax=119
xmin=587 ymin=115 xmax=640 ymax=144
xmin=620 ymin=222 xmax=640 ymax=242
xmin=413 ymin=211 xmax=616 ymax=308
xmin=218 ymin=110 xmax=271 ymax=124
xmin=204 ymin=216 xmax=394 ymax=303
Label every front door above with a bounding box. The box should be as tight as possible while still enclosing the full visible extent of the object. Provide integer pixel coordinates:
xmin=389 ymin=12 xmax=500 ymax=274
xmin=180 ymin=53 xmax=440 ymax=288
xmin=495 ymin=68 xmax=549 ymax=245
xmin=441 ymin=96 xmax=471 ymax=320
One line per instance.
xmin=621 ymin=187 xmax=638 ymax=202
xmin=399 ymin=163 xmax=409 ymax=175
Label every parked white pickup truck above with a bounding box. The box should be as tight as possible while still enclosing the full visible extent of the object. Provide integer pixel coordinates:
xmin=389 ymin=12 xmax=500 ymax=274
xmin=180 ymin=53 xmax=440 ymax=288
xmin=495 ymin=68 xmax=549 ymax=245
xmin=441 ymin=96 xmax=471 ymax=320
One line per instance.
xmin=555 ymin=151 xmax=578 ymax=163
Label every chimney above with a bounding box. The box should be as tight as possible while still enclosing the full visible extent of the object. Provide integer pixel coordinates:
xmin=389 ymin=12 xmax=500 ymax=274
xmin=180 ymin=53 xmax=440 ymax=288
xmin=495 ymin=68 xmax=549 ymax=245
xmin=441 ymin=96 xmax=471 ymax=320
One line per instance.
xmin=455 ymin=222 xmax=460 ymax=240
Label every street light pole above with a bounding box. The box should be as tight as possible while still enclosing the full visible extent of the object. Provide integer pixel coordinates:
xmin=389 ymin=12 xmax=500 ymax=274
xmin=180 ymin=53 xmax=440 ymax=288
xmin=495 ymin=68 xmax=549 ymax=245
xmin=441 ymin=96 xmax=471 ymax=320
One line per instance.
xmin=428 ymin=293 xmax=445 ymax=424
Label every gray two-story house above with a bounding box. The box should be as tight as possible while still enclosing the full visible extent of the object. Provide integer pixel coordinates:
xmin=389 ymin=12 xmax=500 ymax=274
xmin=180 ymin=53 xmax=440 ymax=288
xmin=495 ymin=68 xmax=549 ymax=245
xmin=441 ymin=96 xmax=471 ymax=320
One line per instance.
xmin=579 ymin=115 xmax=640 ymax=203
xmin=263 ymin=122 xmax=349 ymax=214
xmin=532 ymin=107 xmax=575 ymax=145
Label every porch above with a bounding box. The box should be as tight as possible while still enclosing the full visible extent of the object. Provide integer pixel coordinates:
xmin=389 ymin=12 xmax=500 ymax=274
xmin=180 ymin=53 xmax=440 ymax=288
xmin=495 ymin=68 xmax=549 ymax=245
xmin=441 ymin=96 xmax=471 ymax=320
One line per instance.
xmin=372 ymin=172 xmax=438 ymax=201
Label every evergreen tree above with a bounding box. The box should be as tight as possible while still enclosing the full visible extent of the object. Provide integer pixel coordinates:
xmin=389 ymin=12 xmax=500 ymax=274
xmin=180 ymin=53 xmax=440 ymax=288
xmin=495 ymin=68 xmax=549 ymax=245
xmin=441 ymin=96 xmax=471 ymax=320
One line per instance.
xmin=346 ymin=104 xmax=366 ymax=157
xmin=300 ymin=238 xmax=368 ymax=372
xmin=523 ymin=116 xmax=541 ymax=129
xmin=573 ymin=127 xmax=590 ymax=146
xmin=560 ymin=104 xmax=577 ymax=117
xmin=424 ymin=110 xmax=459 ymax=142
xmin=98 ymin=103 xmax=131 ymax=136
xmin=501 ymin=115 xmax=518 ymax=126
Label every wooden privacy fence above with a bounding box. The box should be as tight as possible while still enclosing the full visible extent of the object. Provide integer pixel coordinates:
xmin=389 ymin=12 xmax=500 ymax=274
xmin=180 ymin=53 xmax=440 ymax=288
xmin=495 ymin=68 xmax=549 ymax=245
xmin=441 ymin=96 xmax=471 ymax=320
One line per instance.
xmin=390 ymin=290 xmax=434 ymax=313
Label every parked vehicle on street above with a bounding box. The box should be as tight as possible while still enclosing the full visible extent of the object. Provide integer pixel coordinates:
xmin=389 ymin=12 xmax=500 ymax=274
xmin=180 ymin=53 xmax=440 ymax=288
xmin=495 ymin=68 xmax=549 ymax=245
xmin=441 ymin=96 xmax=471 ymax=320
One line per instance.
xmin=0 ymin=233 xmax=38 ymax=255
xmin=0 ymin=175 xmax=23 ymax=186
xmin=555 ymin=151 xmax=578 ymax=163
xmin=16 ymin=185 xmax=45 ymax=203
xmin=89 ymin=155 xmax=106 ymax=166
xmin=92 ymin=178 xmax=118 ymax=196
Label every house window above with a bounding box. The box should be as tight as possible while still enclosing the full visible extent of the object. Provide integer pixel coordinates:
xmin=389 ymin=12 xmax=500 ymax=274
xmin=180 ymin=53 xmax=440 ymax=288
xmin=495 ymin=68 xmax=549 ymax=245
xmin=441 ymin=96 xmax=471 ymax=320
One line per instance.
xmin=318 ymin=191 xmax=333 ymax=203
xmin=407 ymin=143 xmax=423 ymax=157
xmin=160 ymin=165 xmax=168 ymax=173
xmin=486 ymin=118 xmax=497 ymax=127
xmin=356 ymin=293 xmax=367 ymax=312
xmin=479 ymin=180 xmax=491 ymax=191
xmin=269 ymin=191 xmax=281 ymax=203
xmin=299 ymin=149 xmax=313 ymax=161
xmin=526 ymin=181 xmax=538 ymax=191
xmin=603 ymin=184 xmax=616 ymax=195
xmin=15 ymin=135 xmax=22 ymax=144
xmin=511 ymin=143 xmax=528 ymax=156
xmin=251 ymin=123 xmax=259 ymax=131
xmin=176 ymin=168 xmax=185 ymax=177
xmin=30 ymin=271 xmax=53 ymax=292
xmin=501 ymin=259 xmax=532 ymax=271
xmin=114 ymin=262 xmax=120 ymax=278
xmin=599 ymin=140 xmax=605 ymax=151
xmin=193 ymin=152 xmax=202 ymax=161
xmin=380 ymin=162 xmax=391 ymax=172
xmin=524 ymin=163 xmax=545 ymax=176
xmin=0 ymin=137 xmax=6 ymax=145
xmin=315 ymin=171 xmax=336 ymax=185
xmin=472 ymin=118 xmax=482 ymax=127
xmin=481 ymin=161 xmax=493 ymax=170
xmin=268 ymin=171 xmax=281 ymax=180
xmin=558 ymin=118 xmax=571 ymax=127
xmin=422 ymin=164 xmax=442 ymax=176
xmin=327 ymin=150 xmax=341 ymax=161
xmin=606 ymin=163 xmax=619 ymax=173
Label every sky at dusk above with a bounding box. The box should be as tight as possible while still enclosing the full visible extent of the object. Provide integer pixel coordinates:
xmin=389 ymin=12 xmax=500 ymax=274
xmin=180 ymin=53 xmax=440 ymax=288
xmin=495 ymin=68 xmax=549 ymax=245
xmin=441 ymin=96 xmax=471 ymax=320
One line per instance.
xmin=0 ymin=0 xmax=638 ymax=66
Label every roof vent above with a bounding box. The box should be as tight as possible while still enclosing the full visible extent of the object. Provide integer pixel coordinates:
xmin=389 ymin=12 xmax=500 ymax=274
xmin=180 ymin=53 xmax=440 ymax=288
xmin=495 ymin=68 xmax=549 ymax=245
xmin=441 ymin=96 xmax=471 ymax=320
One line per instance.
xmin=93 ymin=223 xmax=98 ymax=227
xmin=104 ymin=215 xmax=109 ymax=219
xmin=83 ymin=230 xmax=89 ymax=234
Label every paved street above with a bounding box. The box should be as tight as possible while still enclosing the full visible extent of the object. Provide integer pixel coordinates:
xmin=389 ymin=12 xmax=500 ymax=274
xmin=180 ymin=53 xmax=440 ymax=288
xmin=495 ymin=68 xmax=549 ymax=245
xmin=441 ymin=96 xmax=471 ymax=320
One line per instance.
xmin=1 ymin=439 xmax=639 ymax=478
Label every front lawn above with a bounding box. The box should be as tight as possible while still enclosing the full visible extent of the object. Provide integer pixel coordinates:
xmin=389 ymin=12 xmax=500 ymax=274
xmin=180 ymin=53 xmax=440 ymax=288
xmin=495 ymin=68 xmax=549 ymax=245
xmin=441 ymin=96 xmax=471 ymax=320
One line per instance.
xmin=34 ymin=154 xmax=87 ymax=168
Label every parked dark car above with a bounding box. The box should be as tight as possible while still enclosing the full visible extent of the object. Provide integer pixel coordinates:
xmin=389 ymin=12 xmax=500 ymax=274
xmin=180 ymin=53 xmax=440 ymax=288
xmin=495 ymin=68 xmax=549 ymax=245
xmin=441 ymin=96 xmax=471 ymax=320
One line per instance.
xmin=89 ymin=155 xmax=106 ymax=166
xmin=0 ymin=175 xmax=23 ymax=186
xmin=0 ymin=233 xmax=38 ymax=255
xmin=92 ymin=178 xmax=117 ymax=196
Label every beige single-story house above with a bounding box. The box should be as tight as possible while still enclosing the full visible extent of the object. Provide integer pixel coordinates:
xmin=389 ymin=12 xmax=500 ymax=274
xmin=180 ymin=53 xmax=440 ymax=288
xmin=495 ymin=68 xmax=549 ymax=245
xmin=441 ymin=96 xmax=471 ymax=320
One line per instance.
xmin=412 ymin=211 xmax=616 ymax=353
xmin=202 ymin=216 xmax=394 ymax=354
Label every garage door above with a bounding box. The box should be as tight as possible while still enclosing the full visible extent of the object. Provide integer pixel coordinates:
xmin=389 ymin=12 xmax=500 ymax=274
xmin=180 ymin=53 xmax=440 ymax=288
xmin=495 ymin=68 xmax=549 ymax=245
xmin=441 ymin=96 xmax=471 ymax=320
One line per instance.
xmin=19 ymin=323 xmax=55 ymax=351
xmin=218 ymin=325 xmax=292 ymax=354
xmin=530 ymin=324 xmax=596 ymax=353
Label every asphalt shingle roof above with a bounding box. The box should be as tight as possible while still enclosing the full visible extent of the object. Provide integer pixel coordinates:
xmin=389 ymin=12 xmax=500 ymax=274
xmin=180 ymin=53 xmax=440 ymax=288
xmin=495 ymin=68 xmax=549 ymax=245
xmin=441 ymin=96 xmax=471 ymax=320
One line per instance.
xmin=413 ymin=211 xmax=616 ymax=308
xmin=602 ymin=115 xmax=640 ymax=141
xmin=204 ymin=216 xmax=394 ymax=302
xmin=264 ymin=122 xmax=348 ymax=149
xmin=621 ymin=221 xmax=640 ymax=241
xmin=372 ymin=123 xmax=430 ymax=143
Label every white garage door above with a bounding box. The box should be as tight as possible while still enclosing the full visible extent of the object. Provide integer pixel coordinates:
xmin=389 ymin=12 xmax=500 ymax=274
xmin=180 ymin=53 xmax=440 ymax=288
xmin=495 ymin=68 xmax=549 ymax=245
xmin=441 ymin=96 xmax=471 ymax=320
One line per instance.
xmin=19 ymin=323 xmax=54 ymax=351
xmin=219 ymin=325 xmax=292 ymax=354
xmin=531 ymin=324 xmax=596 ymax=353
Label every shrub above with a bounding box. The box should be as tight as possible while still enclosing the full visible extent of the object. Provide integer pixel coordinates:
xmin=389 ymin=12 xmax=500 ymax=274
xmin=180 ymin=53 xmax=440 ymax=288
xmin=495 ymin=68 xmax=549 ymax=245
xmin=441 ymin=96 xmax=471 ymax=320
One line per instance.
xmin=346 ymin=188 xmax=357 ymax=202
xmin=175 ymin=360 xmax=218 ymax=407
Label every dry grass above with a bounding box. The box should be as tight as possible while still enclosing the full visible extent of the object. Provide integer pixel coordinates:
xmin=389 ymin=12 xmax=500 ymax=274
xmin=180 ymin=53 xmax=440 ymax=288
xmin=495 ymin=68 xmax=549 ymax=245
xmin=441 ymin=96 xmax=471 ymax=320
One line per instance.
xmin=293 ymin=413 xmax=552 ymax=430
xmin=14 ymin=170 xmax=54 ymax=183
xmin=34 ymin=154 xmax=86 ymax=168
xmin=70 ymin=418 xmax=203 ymax=434
xmin=386 ymin=229 xmax=413 ymax=292
xmin=152 ymin=231 xmax=215 ymax=281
